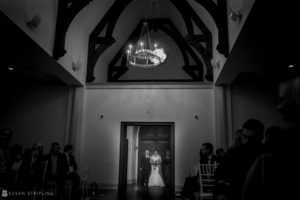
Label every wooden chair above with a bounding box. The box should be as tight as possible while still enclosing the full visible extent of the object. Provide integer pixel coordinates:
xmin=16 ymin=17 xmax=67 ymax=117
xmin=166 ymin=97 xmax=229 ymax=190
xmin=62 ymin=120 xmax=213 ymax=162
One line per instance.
xmin=195 ymin=163 xmax=217 ymax=200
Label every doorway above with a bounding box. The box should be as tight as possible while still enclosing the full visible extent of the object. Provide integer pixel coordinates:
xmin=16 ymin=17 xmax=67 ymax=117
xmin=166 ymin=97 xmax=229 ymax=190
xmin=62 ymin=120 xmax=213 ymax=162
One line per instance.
xmin=118 ymin=122 xmax=175 ymax=192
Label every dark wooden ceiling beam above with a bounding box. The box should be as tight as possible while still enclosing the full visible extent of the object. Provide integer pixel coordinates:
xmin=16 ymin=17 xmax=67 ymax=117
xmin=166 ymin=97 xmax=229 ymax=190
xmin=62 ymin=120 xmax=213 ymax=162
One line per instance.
xmin=192 ymin=0 xmax=229 ymax=56
xmin=86 ymin=0 xmax=132 ymax=82
xmin=53 ymin=0 xmax=93 ymax=60
xmin=169 ymin=0 xmax=194 ymax=36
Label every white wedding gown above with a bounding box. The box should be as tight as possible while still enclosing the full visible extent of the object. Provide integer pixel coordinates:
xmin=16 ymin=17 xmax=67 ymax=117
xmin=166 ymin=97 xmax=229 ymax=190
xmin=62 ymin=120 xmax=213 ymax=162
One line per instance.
xmin=148 ymin=155 xmax=165 ymax=187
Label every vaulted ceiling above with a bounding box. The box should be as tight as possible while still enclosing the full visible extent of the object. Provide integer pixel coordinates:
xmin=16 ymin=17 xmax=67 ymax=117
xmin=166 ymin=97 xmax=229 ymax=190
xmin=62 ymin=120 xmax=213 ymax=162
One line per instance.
xmin=53 ymin=0 xmax=229 ymax=83
xmin=1 ymin=0 xmax=299 ymax=86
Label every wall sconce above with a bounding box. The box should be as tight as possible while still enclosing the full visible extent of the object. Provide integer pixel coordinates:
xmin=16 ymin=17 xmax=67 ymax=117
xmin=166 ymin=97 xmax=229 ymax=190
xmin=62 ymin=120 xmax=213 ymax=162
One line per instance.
xmin=228 ymin=8 xmax=242 ymax=22
xmin=72 ymin=61 xmax=81 ymax=72
xmin=27 ymin=14 xmax=41 ymax=29
xmin=211 ymin=59 xmax=220 ymax=69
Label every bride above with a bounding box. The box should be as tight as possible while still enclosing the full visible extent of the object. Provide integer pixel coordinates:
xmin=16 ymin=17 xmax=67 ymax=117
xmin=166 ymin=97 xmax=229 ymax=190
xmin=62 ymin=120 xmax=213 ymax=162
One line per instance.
xmin=148 ymin=150 xmax=165 ymax=187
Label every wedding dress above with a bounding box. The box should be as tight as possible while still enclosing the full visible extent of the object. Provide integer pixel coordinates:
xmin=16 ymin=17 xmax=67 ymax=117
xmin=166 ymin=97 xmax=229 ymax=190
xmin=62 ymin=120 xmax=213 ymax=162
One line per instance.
xmin=148 ymin=154 xmax=165 ymax=187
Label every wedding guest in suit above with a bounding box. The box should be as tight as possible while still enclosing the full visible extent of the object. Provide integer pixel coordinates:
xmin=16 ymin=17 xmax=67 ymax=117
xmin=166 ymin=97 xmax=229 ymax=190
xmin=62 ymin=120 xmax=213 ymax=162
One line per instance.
xmin=0 ymin=128 xmax=13 ymax=187
xmin=162 ymin=149 xmax=171 ymax=186
xmin=63 ymin=144 xmax=80 ymax=200
xmin=43 ymin=142 xmax=68 ymax=200
xmin=140 ymin=149 xmax=151 ymax=186
xmin=20 ymin=142 xmax=44 ymax=186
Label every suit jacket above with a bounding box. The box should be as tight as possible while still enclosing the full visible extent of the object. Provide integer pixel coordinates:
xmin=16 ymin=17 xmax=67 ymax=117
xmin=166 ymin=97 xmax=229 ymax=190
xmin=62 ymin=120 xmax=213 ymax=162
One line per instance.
xmin=19 ymin=149 xmax=44 ymax=183
xmin=63 ymin=153 xmax=78 ymax=172
xmin=140 ymin=156 xmax=151 ymax=171
xmin=200 ymin=154 xmax=218 ymax=164
xmin=43 ymin=152 xmax=68 ymax=178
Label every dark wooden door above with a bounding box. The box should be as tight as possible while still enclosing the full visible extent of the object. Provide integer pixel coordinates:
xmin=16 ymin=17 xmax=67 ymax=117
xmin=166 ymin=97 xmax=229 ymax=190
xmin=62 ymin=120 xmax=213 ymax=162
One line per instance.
xmin=137 ymin=125 xmax=171 ymax=186
xmin=120 ymin=122 xmax=175 ymax=192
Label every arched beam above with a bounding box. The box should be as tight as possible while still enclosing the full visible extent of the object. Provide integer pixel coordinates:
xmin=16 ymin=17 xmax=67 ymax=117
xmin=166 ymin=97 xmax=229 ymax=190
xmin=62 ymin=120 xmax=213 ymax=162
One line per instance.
xmin=169 ymin=0 xmax=194 ymax=36
xmin=86 ymin=0 xmax=132 ymax=82
xmin=53 ymin=0 xmax=93 ymax=59
xmin=192 ymin=0 xmax=229 ymax=56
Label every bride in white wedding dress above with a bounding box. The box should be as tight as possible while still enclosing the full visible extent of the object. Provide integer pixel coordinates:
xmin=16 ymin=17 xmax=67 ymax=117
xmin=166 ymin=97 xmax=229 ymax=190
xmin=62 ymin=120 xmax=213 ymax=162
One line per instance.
xmin=148 ymin=150 xmax=165 ymax=187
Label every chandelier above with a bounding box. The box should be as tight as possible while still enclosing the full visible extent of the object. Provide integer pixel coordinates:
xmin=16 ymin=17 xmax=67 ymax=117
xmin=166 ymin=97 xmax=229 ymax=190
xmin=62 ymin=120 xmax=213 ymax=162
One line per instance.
xmin=126 ymin=21 xmax=167 ymax=68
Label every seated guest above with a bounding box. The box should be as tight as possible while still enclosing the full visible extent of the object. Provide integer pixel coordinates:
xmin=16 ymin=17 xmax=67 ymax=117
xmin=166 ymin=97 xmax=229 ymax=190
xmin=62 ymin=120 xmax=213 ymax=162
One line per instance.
xmin=214 ymin=119 xmax=265 ymax=200
xmin=180 ymin=142 xmax=217 ymax=200
xmin=19 ymin=142 xmax=44 ymax=186
xmin=263 ymin=126 xmax=283 ymax=153
xmin=215 ymin=148 xmax=225 ymax=165
xmin=43 ymin=142 xmax=68 ymax=200
xmin=63 ymin=144 xmax=80 ymax=200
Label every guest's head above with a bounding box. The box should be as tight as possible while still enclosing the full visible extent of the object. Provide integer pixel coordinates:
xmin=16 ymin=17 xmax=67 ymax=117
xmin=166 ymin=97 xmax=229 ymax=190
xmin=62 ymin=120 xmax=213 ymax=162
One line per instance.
xmin=0 ymin=128 xmax=13 ymax=147
xmin=277 ymin=76 xmax=300 ymax=123
xmin=50 ymin=142 xmax=60 ymax=155
xmin=64 ymin=144 xmax=73 ymax=155
xmin=216 ymin=148 xmax=225 ymax=157
xmin=232 ymin=129 xmax=243 ymax=148
xmin=32 ymin=142 xmax=43 ymax=157
xmin=166 ymin=150 xmax=170 ymax=156
xmin=154 ymin=150 xmax=158 ymax=155
xmin=200 ymin=143 xmax=214 ymax=158
xmin=242 ymin=119 xmax=264 ymax=145
xmin=145 ymin=149 xmax=150 ymax=156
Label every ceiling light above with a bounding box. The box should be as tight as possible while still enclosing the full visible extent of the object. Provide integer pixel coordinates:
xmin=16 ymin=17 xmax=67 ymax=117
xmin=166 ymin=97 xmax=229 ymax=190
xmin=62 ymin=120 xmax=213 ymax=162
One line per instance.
xmin=126 ymin=2 xmax=167 ymax=68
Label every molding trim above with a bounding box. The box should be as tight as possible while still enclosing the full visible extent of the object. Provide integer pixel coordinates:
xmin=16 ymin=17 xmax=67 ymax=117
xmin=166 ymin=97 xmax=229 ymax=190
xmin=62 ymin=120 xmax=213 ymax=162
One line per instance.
xmin=86 ymin=82 xmax=213 ymax=89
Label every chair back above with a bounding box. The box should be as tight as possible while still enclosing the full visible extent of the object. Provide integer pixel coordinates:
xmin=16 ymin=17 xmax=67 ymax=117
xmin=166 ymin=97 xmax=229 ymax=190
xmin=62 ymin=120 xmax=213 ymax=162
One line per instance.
xmin=197 ymin=163 xmax=217 ymax=199
xmin=77 ymin=168 xmax=89 ymax=197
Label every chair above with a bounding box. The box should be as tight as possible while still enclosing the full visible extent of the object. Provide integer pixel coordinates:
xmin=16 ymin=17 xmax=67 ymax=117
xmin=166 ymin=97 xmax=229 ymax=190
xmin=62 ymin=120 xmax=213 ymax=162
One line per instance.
xmin=77 ymin=169 xmax=89 ymax=198
xmin=195 ymin=163 xmax=217 ymax=200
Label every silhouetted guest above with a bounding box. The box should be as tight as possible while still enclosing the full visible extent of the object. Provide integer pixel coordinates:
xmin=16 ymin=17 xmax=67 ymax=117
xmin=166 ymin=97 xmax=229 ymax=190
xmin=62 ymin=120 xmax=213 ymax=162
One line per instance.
xmin=0 ymin=128 xmax=13 ymax=187
xmin=214 ymin=119 xmax=264 ymax=200
xmin=8 ymin=151 xmax=23 ymax=186
xmin=162 ymin=150 xmax=171 ymax=186
xmin=19 ymin=142 xmax=44 ymax=186
xmin=43 ymin=142 xmax=68 ymax=200
xmin=8 ymin=144 xmax=23 ymax=165
xmin=263 ymin=126 xmax=283 ymax=153
xmin=63 ymin=144 xmax=80 ymax=200
xmin=200 ymin=143 xmax=217 ymax=164
xmin=139 ymin=149 xmax=151 ymax=186
xmin=215 ymin=148 xmax=225 ymax=165
xmin=231 ymin=129 xmax=243 ymax=150
xmin=242 ymin=76 xmax=300 ymax=200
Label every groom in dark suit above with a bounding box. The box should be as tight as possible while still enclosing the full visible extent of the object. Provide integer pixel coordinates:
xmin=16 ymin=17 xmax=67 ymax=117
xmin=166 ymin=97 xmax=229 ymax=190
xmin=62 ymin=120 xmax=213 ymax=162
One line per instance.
xmin=140 ymin=149 xmax=151 ymax=186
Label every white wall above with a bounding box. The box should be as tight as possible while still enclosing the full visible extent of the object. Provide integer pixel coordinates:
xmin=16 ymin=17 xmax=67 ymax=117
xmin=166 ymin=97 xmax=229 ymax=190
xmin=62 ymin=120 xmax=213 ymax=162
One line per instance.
xmin=0 ymin=84 xmax=71 ymax=153
xmin=80 ymin=84 xmax=215 ymax=188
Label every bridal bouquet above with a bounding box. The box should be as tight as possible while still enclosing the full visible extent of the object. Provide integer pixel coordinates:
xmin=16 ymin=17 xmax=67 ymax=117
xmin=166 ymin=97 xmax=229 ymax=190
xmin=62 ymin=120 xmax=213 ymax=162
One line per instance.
xmin=150 ymin=157 xmax=161 ymax=169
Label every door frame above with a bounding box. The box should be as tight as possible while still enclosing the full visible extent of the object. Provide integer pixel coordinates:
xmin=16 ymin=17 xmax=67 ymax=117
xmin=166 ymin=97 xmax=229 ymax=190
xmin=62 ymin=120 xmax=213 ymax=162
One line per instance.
xmin=118 ymin=122 xmax=175 ymax=192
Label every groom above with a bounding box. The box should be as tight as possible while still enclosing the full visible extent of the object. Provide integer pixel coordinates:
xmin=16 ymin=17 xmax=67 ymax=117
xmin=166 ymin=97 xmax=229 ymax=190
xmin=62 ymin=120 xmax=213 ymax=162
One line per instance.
xmin=140 ymin=149 xmax=151 ymax=186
